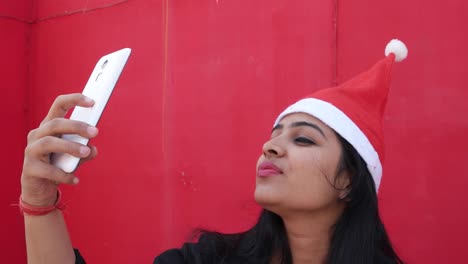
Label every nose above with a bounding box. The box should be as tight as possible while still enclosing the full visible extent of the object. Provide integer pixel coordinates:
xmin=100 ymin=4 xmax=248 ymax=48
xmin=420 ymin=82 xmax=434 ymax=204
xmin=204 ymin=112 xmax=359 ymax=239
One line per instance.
xmin=262 ymin=137 xmax=285 ymax=158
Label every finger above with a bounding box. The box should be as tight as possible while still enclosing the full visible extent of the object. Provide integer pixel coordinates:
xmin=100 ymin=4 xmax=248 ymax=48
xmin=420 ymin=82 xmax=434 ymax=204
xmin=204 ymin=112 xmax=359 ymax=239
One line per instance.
xmin=26 ymin=136 xmax=92 ymax=160
xmin=41 ymin=94 xmax=94 ymax=125
xmin=32 ymin=118 xmax=98 ymax=141
xmin=81 ymin=145 xmax=98 ymax=163
xmin=77 ymin=145 xmax=98 ymax=168
xmin=23 ymin=158 xmax=78 ymax=185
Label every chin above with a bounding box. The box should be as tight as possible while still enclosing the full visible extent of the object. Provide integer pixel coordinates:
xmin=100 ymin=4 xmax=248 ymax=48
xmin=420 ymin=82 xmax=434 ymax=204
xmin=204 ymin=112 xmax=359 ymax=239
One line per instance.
xmin=254 ymin=185 xmax=282 ymax=208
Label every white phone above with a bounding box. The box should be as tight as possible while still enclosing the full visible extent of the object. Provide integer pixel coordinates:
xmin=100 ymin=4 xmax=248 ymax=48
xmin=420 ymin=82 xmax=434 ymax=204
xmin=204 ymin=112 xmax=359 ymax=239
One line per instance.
xmin=51 ymin=48 xmax=131 ymax=173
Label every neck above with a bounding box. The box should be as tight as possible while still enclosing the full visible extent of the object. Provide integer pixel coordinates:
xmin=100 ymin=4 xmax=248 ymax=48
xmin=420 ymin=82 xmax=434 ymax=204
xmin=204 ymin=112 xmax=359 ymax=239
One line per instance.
xmin=280 ymin=204 xmax=345 ymax=264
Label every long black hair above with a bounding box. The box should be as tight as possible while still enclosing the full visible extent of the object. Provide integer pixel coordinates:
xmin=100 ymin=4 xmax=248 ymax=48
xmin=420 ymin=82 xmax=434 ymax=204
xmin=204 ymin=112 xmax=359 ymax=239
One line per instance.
xmin=188 ymin=135 xmax=403 ymax=264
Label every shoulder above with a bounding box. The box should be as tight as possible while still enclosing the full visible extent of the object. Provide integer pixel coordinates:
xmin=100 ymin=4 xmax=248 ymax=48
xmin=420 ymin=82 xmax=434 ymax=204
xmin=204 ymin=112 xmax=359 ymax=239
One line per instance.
xmin=153 ymin=232 xmax=257 ymax=264
xmin=153 ymin=241 xmax=204 ymax=264
xmin=153 ymin=248 xmax=185 ymax=264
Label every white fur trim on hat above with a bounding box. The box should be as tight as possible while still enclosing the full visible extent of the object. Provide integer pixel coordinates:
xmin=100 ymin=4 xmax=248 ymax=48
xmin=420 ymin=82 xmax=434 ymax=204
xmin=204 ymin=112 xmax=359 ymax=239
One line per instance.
xmin=274 ymin=98 xmax=383 ymax=191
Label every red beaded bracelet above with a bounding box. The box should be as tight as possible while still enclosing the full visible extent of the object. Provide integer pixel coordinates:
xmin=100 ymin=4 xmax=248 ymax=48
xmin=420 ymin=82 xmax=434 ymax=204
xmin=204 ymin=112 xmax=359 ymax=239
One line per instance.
xmin=19 ymin=189 xmax=66 ymax=216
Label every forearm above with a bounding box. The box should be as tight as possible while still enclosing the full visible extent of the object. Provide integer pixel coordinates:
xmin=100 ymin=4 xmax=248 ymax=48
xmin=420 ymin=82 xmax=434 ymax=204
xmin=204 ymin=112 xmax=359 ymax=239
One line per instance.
xmin=24 ymin=210 xmax=75 ymax=264
xmin=20 ymin=94 xmax=98 ymax=264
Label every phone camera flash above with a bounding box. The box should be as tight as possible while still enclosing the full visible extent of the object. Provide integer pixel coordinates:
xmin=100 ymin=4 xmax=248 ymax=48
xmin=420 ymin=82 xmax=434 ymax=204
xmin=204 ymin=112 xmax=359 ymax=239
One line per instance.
xmin=95 ymin=72 xmax=103 ymax=82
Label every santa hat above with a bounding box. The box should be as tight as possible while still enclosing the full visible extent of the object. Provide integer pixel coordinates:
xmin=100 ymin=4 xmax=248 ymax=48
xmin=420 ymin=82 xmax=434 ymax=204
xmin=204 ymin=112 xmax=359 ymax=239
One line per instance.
xmin=274 ymin=39 xmax=408 ymax=192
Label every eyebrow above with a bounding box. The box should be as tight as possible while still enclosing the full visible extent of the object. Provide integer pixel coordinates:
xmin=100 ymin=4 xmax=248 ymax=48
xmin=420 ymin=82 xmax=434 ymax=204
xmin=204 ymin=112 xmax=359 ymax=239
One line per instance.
xmin=272 ymin=121 xmax=327 ymax=139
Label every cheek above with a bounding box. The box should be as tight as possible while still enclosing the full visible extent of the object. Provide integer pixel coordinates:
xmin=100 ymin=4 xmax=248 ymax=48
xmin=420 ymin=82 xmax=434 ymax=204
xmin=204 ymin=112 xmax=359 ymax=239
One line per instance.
xmin=290 ymin=153 xmax=329 ymax=183
xmin=295 ymin=147 xmax=341 ymax=187
xmin=287 ymin=154 xmax=340 ymax=208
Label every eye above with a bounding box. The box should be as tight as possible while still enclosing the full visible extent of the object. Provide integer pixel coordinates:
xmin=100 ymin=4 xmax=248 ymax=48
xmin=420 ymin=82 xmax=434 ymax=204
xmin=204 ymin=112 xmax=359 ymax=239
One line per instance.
xmin=294 ymin=137 xmax=315 ymax=145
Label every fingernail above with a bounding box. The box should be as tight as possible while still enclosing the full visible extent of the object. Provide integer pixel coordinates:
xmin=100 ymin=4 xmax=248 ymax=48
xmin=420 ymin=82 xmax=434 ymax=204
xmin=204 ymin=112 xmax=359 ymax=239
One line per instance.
xmin=80 ymin=146 xmax=90 ymax=155
xmin=87 ymin=127 xmax=98 ymax=136
xmin=73 ymin=177 xmax=80 ymax=184
xmin=84 ymin=96 xmax=94 ymax=104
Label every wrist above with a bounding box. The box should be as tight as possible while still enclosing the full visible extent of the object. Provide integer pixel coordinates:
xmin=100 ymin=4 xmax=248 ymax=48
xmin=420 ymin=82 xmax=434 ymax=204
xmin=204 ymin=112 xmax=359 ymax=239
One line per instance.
xmin=20 ymin=189 xmax=58 ymax=207
xmin=19 ymin=189 xmax=65 ymax=216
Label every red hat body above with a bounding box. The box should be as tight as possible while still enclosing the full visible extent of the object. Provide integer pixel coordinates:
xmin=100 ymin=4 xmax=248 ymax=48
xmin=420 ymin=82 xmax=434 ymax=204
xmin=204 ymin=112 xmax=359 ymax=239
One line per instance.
xmin=274 ymin=40 xmax=407 ymax=192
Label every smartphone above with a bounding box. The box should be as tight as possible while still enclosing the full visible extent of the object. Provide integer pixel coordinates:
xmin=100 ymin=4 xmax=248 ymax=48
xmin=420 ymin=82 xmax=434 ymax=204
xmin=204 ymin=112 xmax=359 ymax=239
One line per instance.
xmin=51 ymin=48 xmax=132 ymax=173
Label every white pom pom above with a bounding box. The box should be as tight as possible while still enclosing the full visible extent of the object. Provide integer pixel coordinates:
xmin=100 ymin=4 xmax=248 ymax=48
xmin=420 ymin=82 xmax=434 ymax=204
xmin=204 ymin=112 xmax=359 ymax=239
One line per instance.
xmin=385 ymin=39 xmax=408 ymax=62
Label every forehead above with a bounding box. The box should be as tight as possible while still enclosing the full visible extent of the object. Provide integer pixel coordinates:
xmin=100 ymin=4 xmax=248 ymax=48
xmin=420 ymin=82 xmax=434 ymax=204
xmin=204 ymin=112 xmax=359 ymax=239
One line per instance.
xmin=278 ymin=113 xmax=335 ymax=134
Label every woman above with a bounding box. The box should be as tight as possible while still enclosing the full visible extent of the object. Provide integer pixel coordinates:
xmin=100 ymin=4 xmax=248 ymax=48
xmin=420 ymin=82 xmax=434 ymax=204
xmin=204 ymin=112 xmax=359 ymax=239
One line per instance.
xmin=20 ymin=40 xmax=407 ymax=264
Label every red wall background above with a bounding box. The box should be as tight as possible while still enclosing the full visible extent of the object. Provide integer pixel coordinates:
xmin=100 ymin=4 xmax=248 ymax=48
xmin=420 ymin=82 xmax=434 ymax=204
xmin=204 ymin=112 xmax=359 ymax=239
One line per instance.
xmin=2 ymin=0 xmax=467 ymax=263
xmin=0 ymin=0 xmax=32 ymax=261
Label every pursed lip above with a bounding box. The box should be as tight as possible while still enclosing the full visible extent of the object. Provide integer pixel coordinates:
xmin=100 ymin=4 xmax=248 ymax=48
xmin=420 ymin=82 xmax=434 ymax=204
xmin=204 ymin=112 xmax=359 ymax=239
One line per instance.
xmin=257 ymin=161 xmax=283 ymax=177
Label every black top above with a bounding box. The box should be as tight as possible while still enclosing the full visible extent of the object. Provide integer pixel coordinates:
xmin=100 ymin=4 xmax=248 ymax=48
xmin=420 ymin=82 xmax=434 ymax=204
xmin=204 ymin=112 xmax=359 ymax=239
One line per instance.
xmin=75 ymin=240 xmax=397 ymax=264
xmin=75 ymin=240 xmax=253 ymax=264
xmin=74 ymin=242 xmax=204 ymax=264
xmin=153 ymin=249 xmax=186 ymax=263
xmin=75 ymin=248 xmax=188 ymax=263
xmin=75 ymin=248 xmax=187 ymax=263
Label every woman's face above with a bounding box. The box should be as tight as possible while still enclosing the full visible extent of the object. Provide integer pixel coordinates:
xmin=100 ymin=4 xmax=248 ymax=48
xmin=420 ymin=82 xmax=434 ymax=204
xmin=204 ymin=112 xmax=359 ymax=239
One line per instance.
xmin=255 ymin=113 xmax=349 ymax=214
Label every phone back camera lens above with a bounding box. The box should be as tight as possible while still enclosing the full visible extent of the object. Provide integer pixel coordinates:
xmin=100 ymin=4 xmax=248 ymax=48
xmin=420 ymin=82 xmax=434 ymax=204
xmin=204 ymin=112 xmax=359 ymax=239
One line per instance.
xmin=101 ymin=60 xmax=108 ymax=69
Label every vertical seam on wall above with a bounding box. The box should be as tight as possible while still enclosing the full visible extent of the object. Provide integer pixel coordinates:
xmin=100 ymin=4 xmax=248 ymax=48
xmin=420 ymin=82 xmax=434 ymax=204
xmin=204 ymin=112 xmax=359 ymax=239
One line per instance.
xmin=332 ymin=0 xmax=338 ymax=86
xmin=162 ymin=1 xmax=169 ymax=95
xmin=24 ymin=0 xmax=35 ymax=132
xmin=161 ymin=0 xmax=173 ymax=246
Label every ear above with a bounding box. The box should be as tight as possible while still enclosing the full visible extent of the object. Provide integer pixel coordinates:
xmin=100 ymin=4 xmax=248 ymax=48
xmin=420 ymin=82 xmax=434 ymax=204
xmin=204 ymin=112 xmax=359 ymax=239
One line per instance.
xmin=339 ymin=186 xmax=351 ymax=201
xmin=336 ymin=170 xmax=351 ymax=200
